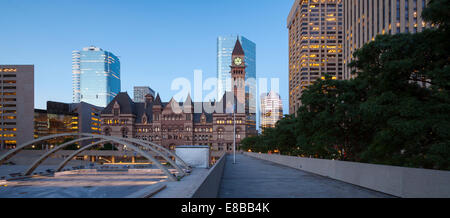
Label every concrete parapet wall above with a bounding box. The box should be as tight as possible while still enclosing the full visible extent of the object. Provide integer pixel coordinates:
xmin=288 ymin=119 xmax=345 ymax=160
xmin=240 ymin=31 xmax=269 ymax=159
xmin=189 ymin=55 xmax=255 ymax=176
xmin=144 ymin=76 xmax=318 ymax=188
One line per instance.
xmin=244 ymin=152 xmax=450 ymax=198
xmin=191 ymin=154 xmax=227 ymax=198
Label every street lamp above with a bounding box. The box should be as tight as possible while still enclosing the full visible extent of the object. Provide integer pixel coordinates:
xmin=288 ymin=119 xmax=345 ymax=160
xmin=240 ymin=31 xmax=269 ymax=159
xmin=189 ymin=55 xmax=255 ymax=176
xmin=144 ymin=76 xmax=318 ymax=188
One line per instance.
xmin=233 ymin=97 xmax=236 ymax=164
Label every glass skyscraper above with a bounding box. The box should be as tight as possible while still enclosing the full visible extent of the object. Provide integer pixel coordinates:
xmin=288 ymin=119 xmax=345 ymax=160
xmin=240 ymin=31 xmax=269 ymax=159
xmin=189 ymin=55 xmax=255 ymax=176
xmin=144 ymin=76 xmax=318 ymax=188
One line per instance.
xmin=72 ymin=46 xmax=120 ymax=107
xmin=217 ymin=35 xmax=257 ymax=133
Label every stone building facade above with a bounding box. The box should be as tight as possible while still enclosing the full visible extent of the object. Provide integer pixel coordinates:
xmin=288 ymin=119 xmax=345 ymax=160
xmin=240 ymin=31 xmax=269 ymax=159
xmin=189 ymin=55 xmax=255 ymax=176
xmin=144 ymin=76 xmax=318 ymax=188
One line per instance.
xmin=100 ymin=39 xmax=249 ymax=152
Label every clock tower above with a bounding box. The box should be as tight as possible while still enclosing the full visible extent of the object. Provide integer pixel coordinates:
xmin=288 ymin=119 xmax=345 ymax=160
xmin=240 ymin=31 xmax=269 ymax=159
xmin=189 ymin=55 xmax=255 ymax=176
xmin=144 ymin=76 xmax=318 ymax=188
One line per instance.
xmin=230 ymin=38 xmax=246 ymax=111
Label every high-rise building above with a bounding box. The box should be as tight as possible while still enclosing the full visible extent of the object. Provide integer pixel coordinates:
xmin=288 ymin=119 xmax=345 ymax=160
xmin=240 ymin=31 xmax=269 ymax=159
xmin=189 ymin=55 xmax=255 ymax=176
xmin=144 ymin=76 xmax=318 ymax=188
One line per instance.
xmin=260 ymin=91 xmax=283 ymax=130
xmin=217 ymin=35 xmax=257 ymax=133
xmin=0 ymin=65 xmax=34 ymax=149
xmin=133 ymin=86 xmax=156 ymax=103
xmin=287 ymin=0 xmax=344 ymax=114
xmin=343 ymin=0 xmax=431 ymax=79
xmin=72 ymin=46 xmax=120 ymax=107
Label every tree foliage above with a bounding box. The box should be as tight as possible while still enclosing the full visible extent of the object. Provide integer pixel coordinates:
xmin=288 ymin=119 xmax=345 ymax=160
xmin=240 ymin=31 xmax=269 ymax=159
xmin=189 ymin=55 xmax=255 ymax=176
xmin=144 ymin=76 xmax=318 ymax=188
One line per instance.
xmin=243 ymin=0 xmax=450 ymax=170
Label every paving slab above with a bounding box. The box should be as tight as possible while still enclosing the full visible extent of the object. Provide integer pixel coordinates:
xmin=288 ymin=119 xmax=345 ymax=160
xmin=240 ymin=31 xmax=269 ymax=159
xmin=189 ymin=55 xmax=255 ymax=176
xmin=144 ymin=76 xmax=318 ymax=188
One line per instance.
xmin=219 ymin=154 xmax=393 ymax=198
xmin=0 ymin=169 xmax=171 ymax=198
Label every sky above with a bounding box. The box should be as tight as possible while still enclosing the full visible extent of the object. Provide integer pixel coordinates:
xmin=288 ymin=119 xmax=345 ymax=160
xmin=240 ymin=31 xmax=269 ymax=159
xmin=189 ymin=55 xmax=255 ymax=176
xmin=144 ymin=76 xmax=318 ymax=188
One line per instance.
xmin=0 ymin=0 xmax=293 ymax=115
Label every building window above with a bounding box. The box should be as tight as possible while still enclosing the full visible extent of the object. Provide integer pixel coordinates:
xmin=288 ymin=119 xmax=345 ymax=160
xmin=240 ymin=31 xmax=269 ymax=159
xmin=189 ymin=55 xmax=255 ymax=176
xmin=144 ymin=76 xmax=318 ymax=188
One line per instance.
xmin=121 ymin=128 xmax=128 ymax=138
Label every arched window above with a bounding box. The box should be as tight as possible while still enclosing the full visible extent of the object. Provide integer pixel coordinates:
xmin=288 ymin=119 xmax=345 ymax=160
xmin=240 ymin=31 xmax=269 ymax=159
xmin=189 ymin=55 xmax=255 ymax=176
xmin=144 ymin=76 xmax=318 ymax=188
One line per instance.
xmin=142 ymin=114 xmax=147 ymax=124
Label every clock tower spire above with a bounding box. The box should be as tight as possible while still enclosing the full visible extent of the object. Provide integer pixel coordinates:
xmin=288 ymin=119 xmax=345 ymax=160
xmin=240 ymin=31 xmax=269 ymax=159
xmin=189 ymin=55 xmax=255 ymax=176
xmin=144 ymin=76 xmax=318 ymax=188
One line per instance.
xmin=230 ymin=38 xmax=246 ymax=109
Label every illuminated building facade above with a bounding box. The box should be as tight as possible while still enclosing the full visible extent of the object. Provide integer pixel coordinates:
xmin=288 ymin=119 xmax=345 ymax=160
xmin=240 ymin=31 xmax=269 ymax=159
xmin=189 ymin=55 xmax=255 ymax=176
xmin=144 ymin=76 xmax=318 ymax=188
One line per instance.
xmin=260 ymin=91 xmax=284 ymax=130
xmin=343 ymin=0 xmax=431 ymax=79
xmin=72 ymin=46 xmax=120 ymax=107
xmin=34 ymin=101 xmax=103 ymax=146
xmin=287 ymin=0 xmax=344 ymax=114
xmin=0 ymin=65 xmax=34 ymax=149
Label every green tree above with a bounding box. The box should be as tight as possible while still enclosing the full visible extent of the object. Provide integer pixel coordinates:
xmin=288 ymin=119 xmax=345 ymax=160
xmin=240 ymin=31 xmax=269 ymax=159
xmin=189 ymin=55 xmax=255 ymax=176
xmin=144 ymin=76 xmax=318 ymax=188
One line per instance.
xmin=347 ymin=0 xmax=450 ymax=169
xmin=273 ymin=114 xmax=298 ymax=155
xmin=241 ymin=0 xmax=450 ymax=170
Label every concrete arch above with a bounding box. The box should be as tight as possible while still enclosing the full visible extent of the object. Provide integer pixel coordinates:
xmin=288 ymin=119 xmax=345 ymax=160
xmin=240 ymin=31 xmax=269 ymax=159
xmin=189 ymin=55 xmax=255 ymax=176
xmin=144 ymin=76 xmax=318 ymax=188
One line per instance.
xmin=122 ymin=137 xmax=191 ymax=170
xmin=0 ymin=133 xmax=187 ymax=181
xmin=55 ymin=140 xmax=109 ymax=172
xmin=24 ymin=137 xmax=96 ymax=176
xmin=106 ymin=136 xmax=188 ymax=175
xmin=56 ymin=138 xmax=191 ymax=173
xmin=0 ymin=133 xmax=77 ymax=166
xmin=24 ymin=136 xmax=178 ymax=181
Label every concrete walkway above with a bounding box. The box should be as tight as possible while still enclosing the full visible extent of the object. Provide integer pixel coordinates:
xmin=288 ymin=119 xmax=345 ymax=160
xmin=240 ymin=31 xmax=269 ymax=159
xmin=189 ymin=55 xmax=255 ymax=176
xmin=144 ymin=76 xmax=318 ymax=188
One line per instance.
xmin=218 ymin=154 xmax=392 ymax=198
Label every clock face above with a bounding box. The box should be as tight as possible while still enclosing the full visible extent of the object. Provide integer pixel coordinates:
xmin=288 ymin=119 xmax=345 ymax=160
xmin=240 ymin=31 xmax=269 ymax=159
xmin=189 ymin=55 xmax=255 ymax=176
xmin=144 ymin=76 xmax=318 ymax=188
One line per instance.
xmin=234 ymin=57 xmax=242 ymax=66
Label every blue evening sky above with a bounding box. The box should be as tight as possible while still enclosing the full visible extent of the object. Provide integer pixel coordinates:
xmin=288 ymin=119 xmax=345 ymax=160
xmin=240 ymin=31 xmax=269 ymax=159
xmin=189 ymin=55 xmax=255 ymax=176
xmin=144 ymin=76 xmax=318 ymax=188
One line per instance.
xmin=0 ymin=0 xmax=292 ymax=114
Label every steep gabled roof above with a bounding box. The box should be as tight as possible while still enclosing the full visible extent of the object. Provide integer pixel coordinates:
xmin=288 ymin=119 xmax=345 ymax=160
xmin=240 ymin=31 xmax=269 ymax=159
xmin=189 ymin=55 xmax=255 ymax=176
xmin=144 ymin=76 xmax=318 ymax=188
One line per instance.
xmin=232 ymin=38 xmax=245 ymax=56
xmin=134 ymin=102 xmax=154 ymax=123
xmin=101 ymin=92 xmax=155 ymax=123
xmin=154 ymin=93 xmax=162 ymax=105
xmin=163 ymin=97 xmax=183 ymax=111
xmin=217 ymin=91 xmax=240 ymax=114
xmin=184 ymin=93 xmax=193 ymax=106
xmin=102 ymin=92 xmax=135 ymax=115
xmin=192 ymin=101 xmax=214 ymax=123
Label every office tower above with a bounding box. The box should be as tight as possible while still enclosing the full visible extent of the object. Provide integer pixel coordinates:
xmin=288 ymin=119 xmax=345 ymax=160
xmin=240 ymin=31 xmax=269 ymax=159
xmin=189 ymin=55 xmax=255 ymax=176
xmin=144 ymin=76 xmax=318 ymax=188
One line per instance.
xmin=133 ymin=86 xmax=156 ymax=103
xmin=0 ymin=65 xmax=34 ymax=149
xmin=287 ymin=0 xmax=344 ymax=114
xmin=217 ymin=35 xmax=257 ymax=133
xmin=343 ymin=0 xmax=431 ymax=79
xmin=260 ymin=91 xmax=283 ymax=130
xmin=72 ymin=50 xmax=81 ymax=103
xmin=72 ymin=46 xmax=120 ymax=107
xmin=68 ymin=102 xmax=103 ymax=135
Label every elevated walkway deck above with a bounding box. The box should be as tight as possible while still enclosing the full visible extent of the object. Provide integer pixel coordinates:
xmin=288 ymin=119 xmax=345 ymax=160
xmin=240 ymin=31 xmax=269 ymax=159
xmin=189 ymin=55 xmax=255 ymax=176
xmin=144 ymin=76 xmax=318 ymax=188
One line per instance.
xmin=219 ymin=154 xmax=392 ymax=198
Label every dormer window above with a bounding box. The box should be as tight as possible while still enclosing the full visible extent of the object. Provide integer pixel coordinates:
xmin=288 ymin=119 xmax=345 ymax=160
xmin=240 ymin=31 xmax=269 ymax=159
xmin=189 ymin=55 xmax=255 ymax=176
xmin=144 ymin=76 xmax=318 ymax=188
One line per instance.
xmin=142 ymin=114 xmax=147 ymax=124
xmin=201 ymin=114 xmax=206 ymax=123
xmin=113 ymin=101 xmax=120 ymax=116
